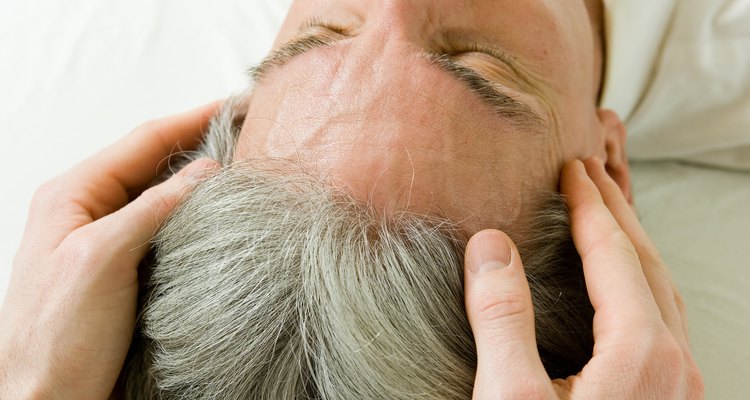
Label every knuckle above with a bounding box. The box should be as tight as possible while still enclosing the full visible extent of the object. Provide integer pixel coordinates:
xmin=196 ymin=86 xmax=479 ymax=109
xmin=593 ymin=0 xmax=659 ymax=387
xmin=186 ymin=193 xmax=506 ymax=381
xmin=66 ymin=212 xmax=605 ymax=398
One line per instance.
xmin=134 ymin=120 xmax=172 ymax=154
xmin=30 ymin=179 xmax=80 ymax=218
xmin=135 ymin=119 xmax=161 ymax=134
xmin=502 ymin=380 xmax=552 ymax=400
xmin=673 ymin=288 xmax=688 ymax=315
xmin=567 ymin=188 xmax=600 ymax=211
xmin=596 ymin=329 xmax=693 ymax=397
xmin=639 ymin=246 xmax=665 ymax=267
xmin=141 ymin=186 xmax=176 ymax=212
xmin=614 ymin=329 xmax=677 ymax=366
xmin=55 ymin=231 xmax=103 ymax=269
xmin=605 ymin=230 xmax=638 ymax=258
xmin=658 ymin=333 xmax=684 ymax=364
xmin=474 ymin=289 xmax=530 ymax=325
xmin=686 ymin=361 xmax=705 ymax=400
xmin=662 ymin=351 xmax=691 ymax=397
xmin=137 ymin=186 xmax=179 ymax=222
xmin=603 ymin=345 xmax=641 ymax=380
xmin=579 ymin=228 xmax=638 ymax=263
xmin=641 ymin=332 xmax=686 ymax=394
xmin=31 ymin=179 xmax=63 ymax=208
xmin=638 ymin=329 xmax=683 ymax=368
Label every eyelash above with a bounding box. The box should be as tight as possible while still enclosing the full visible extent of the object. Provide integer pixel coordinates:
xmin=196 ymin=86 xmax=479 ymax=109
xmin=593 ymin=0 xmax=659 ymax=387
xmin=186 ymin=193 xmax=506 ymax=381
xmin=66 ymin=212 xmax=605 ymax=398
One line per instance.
xmin=452 ymin=43 xmax=518 ymax=70
xmin=303 ymin=18 xmax=351 ymax=36
xmin=300 ymin=19 xmax=518 ymax=72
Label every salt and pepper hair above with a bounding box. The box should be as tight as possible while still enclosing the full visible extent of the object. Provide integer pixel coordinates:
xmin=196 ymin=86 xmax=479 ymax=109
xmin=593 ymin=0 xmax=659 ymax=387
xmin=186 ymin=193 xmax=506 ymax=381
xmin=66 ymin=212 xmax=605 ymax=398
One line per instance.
xmin=123 ymin=95 xmax=594 ymax=399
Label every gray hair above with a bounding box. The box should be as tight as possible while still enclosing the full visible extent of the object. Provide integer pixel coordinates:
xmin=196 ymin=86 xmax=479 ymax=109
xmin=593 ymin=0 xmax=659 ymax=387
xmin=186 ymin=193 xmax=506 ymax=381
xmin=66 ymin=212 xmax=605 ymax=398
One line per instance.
xmin=123 ymin=95 xmax=594 ymax=399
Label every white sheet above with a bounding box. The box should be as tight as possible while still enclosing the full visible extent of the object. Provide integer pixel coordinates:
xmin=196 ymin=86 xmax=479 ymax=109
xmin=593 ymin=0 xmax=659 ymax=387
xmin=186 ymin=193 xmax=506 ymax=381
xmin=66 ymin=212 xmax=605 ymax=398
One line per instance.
xmin=631 ymin=162 xmax=750 ymax=399
xmin=1 ymin=1 xmax=747 ymax=398
xmin=603 ymin=0 xmax=750 ymax=170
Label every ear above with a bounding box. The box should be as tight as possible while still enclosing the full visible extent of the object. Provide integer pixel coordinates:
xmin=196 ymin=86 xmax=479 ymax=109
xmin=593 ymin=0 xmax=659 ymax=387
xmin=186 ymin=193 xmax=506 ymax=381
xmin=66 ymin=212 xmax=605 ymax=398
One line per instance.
xmin=597 ymin=109 xmax=633 ymax=204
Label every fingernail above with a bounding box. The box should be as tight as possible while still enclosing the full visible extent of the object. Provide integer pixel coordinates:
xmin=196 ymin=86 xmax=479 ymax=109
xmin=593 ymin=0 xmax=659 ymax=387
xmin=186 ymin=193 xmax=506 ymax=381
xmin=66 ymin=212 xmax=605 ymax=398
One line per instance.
xmin=468 ymin=231 xmax=513 ymax=275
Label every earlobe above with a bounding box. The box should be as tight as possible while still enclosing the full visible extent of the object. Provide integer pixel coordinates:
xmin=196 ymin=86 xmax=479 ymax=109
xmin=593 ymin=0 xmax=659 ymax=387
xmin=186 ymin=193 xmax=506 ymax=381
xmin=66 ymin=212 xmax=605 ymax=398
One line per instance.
xmin=598 ymin=109 xmax=633 ymax=204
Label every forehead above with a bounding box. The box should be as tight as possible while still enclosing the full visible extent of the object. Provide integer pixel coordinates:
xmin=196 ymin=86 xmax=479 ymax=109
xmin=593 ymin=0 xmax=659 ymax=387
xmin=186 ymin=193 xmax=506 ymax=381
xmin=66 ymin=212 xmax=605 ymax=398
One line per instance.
xmin=238 ymin=42 xmax=552 ymax=198
xmin=253 ymin=39 xmax=546 ymax=130
xmin=234 ymin=1 xmax=598 ymax=232
xmin=275 ymin=0 xmax=598 ymax=121
xmin=246 ymin=45 xmax=529 ymax=151
xmin=277 ymin=0 xmax=590 ymax=62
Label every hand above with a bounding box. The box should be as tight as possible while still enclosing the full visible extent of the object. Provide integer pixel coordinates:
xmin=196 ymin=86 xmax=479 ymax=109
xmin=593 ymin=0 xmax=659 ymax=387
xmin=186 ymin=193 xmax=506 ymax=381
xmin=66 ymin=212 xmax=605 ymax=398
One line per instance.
xmin=463 ymin=159 xmax=704 ymax=399
xmin=0 ymin=103 xmax=222 ymax=399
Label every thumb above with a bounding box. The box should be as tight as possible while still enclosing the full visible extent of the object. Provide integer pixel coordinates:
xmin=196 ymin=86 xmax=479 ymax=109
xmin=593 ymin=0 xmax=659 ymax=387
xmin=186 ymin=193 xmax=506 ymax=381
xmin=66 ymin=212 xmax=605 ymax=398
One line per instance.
xmin=464 ymin=230 xmax=553 ymax=399
xmin=82 ymin=158 xmax=221 ymax=264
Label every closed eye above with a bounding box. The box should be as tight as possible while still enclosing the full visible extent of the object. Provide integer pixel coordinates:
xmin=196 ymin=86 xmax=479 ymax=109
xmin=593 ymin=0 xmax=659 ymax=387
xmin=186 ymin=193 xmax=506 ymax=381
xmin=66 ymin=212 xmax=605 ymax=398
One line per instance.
xmin=249 ymin=20 xmax=352 ymax=82
xmin=452 ymin=43 xmax=519 ymax=71
xmin=248 ymin=19 xmax=544 ymax=131
xmin=302 ymin=18 xmax=353 ymax=36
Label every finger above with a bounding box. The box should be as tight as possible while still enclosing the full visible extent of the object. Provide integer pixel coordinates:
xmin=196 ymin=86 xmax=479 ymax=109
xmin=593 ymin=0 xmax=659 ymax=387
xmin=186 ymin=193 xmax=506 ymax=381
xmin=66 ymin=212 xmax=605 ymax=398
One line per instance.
xmin=464 ymin=230 xmax=554 ymax=398
xmin=673 ymin=284 xmax=691 ymax=340
xmin=561 ymin=160 xmax=662 ymax=344
xmin=25 ymin=101 xmax=222 ymax=249
xmin=71 ymin=158 xmax=221 ymax=267
xmin=582 ymin=158 xmax=686 ymax=346
xmin=67 ymin=101 xmax=220 ymax=217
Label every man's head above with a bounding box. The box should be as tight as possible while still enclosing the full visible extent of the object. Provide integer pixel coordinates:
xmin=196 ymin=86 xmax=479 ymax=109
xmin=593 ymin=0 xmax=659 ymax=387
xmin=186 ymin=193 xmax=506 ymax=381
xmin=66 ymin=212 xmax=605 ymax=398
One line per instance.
xmin=124 ymin=98 xmax=593 ymax=399
xmin=124 ymin=1 xmax=629 ymax=397
xmin=237 ymin=0 xmax=628 ymax=233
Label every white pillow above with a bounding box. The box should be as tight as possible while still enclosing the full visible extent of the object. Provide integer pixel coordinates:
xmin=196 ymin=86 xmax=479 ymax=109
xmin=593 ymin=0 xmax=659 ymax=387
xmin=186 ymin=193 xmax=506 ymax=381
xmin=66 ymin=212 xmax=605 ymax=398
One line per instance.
xmin=602 ymin=0 xmax=750 ymax=170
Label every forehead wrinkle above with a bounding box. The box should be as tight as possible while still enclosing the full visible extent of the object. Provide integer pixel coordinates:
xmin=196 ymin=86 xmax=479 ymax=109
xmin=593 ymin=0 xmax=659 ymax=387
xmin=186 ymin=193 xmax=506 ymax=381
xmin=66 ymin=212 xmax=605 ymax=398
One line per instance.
xmin=247 ymin=27 xmax=546 ymax=141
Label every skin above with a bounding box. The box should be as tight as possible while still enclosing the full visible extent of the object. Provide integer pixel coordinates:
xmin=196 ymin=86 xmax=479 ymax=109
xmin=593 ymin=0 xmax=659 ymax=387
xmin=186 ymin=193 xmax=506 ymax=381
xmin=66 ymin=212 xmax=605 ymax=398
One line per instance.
xmin=464 ymin=159 xmax=703 ymax=399
xmin=0 ymin=104 xmax=222 ymax=399
xmin=236 ymin=0 xmax=630 ymax=233
xmin=0 ymin=1 xmax=702 ymax=398
xmin=0 ymin=115 xmax=702 ymax=400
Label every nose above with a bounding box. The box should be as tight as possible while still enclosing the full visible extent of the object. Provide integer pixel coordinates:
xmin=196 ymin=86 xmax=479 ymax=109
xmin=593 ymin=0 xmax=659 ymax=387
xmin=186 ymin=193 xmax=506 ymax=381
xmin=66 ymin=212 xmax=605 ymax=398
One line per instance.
xmin=343 ymin=0 xmax=436 ymax=80
xmin=365 ymin=0 xmax=434 ymax=41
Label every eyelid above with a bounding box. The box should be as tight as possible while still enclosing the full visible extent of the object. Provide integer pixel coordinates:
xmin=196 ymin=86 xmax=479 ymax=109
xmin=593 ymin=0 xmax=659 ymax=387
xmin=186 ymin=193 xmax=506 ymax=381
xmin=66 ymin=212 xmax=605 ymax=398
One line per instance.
xmin=249 ymin=33 xmax=337 ymax=81
xmin=301 ymin=19 xmax=514 ymax=69
xmin=302 ymin=18 xmax=353 ymax=36
xmin=451 ymin=43 xmax=518 ymax=70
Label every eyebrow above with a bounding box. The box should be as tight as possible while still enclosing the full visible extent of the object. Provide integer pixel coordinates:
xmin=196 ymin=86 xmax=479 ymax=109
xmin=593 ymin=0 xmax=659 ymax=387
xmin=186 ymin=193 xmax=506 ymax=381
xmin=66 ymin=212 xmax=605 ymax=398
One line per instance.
xmin=249 ymin=32 xmax=544 ymax=131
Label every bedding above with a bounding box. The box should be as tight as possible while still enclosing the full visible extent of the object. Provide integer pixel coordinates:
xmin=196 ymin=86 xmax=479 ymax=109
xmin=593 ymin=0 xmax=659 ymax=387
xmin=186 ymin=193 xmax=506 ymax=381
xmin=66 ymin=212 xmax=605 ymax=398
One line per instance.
xmin=603 ymin=0 xmax=750 ymax=170
xmin=0 ymin=1 xmax=747 ymax=398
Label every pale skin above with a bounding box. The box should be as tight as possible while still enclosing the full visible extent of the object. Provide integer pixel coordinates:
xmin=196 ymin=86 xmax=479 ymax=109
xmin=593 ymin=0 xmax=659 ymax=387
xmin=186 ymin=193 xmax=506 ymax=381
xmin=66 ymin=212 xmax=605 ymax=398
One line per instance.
xmin=0 ymin=104 xmax=703 ymax=398
xmin=0 ymin=104 xmax=222 ymax=399
xmin=464 ymin=159 xmax=704 ymax=399
xmin=1 ymin=0 xmax=703 ymax=398
xmin=237 ymin=0 xmax=630 ymax=232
